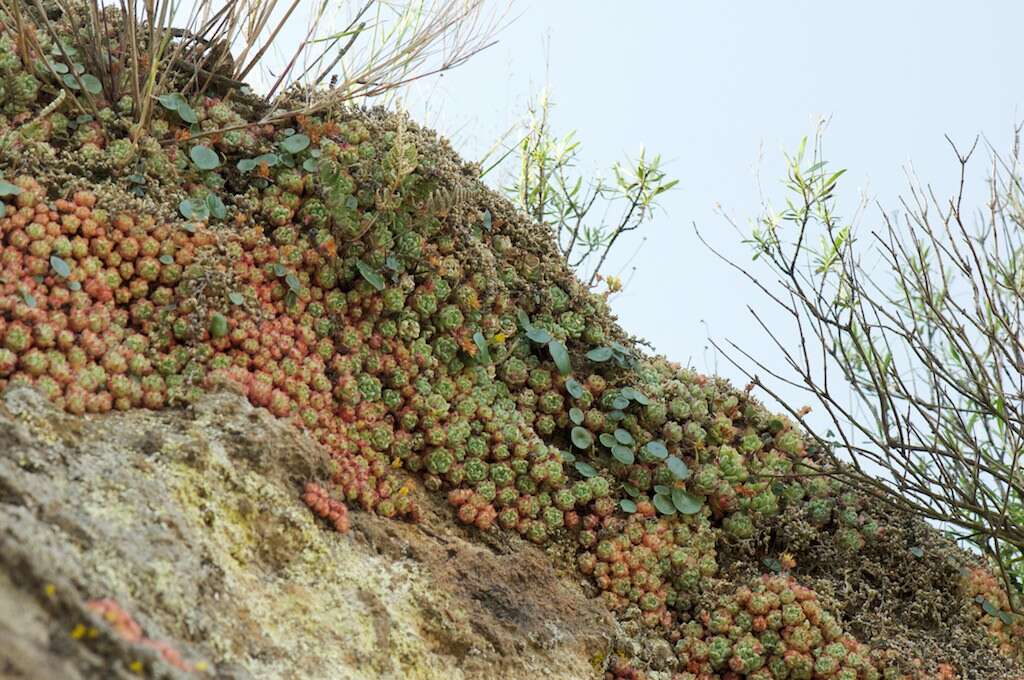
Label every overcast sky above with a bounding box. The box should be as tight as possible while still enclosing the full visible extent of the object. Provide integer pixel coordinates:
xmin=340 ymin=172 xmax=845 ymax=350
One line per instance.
xmin=202 ymin=0 xmax=1024 ymax=415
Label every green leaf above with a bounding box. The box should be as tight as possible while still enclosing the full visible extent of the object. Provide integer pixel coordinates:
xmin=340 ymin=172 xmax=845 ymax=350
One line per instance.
xmin=237 ymin=158 xmax=258 ymax=173
xmin=614 ymin=428 xmax=634 ymax=445
xmin=560 ymin=450 xmax=576 ymax=463
xmin=206 ymin=194 xmax=227 ymax=220
xmin=526 ymin=327 xmax=553 ymax=344
xmin=548 ymin=340 xmax=572 ymax=375
xmin=482 ymin=210 xmax=493 ymax=231
xmin=599 ymin=433 xmax=617 ymax=448
xmin=50 ymin=255 xmax=71 ymax=278
xmin=621 ymin=387 xmax=651 ymax=405
xmin=586 ymin=347 xmax=613 ymax=362
xmin=0 ymin=180 xmax=22 ymax=197
xmin=20 ymin=291 xmax=36 ymax=308
xmin=571 ymin=426 xmax=593 ymax=449
xmin=666 ymin=456 xmax=691 ymax=480
xmin=62 ymin=73 xmax=80 ymax=90
xmin=569 ymin=407 xmax=584 ymax=425
xmin=762 ymin=557 xmax=782 ymax=574
xmin=80 ymin=74 xmax=102 ymax=94
xmin=672 ymin=488 xmax=703 ymax=514
xmin=285 ymin=273 xmax=301 ymax=292
xmin=607 ymin=410 xmax=625 ymax=422
xmin=272 ymin=263 xmax=288 ymax=277
xmin=190 ymin=146 xmax=221 ymax=170
xmin=611 ymin=445 xmax=634 ymax=465
xmin=472 ymin=330 xmax=491 ymax=364
xmin=623 ymin=484 xmax=640 ymax=498
xmin=281 ymin=133 xmax=311 ymax=154
xmin=654 ymin=485 xmax=670 ymax=496
xmin=909 ymin=546 xmax=924 ymax=559
xmin=228 ymin=292 xmax=244 ymax=305
xmin=302 ymin=158 xmax=319 ymax=172
xmin=981 ymin=599 xmax=1000 ymax=617
xmin=356 ymin=259 xmax=384 ymax=291
xmin=158 ymin=93 xmax=185 ymax=110
xmin=159 ymin=255 xmax=174 ymax=265
xmin=653 ymin=493 xmax=676 ymax=516
xmin=574 ymin=461 xmax=598 ymax=478
xmin=255 ymin=153 xmax=280 ymax=167
xmin=619 ymin=499 xmax=637 ymax=514
xmin=611 ymin=396 xmax=629 ymax=410
xmin=516 ymin=309 xmax=533 ymax=330
xmin=565 ymin=377 xmax=585 ymax=399
xmin=644 ymin=440 xmax=668 ymax=460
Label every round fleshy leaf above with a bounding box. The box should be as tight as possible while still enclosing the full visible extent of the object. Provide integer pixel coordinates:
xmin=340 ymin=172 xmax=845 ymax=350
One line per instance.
xmin=611 ymin=396 xmax=629 ymax=410
xmin=606 ymin=410 xmax=625 ymax=421
xmin=621 ymin=387 xmax=651 ymax=405
xmin=571 ymin=426 xmax=593 ymax=449
xmin=237 ymin=158 xmax=258 ymax=173
xmin=158 ymin=255 xmax=174 ymax=265
xmin=190 ymin=145 xmax=221 ymax=170
xmin=619 ymin=499 xmax=637 ymax=514
xmin=614 ymin=428 xmax=634 ymax=445
xmin=280 ymin=133 xmax=311 ymax=154
xmin=653 ymin=493 xmax=676 ymax=516
xmin=666 ymin=456 xmax=691 ymax=480
xmin=586 ymin=347 xmax=613 ymax=362
xmin=81 ymin=74 xmax=102 ymax=94
xmin=516 ymin=309 xmax=533 ymax=330
xmin=644 ymin=440 xmax=668 ymax=460
xmin=672 ymin=488 xmax=703 ymax=514
xmin=599 ymin=433 xmax=617 ymax=448
xmin=574 ymin=461 xmax=598 ymax=478
xmin=228 ymin=292 xmax=244 ymax=305
xmin=285 ymin=273 xmax=301 ymax=292
xmin=623 ymin=484 xmax=640 ymax=498
xmin=206 ymin=194 xmax=227 ymax=220
xmin=653 ymin=485 xmax=670 ymax=496
xmin=565 ymin=377 xmax=585 ymax=399
xmin=560 ymin=450 xmax=576 ymax=463
xmin=611 ymin=445 xmax=634 ymax=465
xmin=569 ymin=407 xmax=584 ymax=425
xmin=255 ymin=153 xmax=280 ymax=167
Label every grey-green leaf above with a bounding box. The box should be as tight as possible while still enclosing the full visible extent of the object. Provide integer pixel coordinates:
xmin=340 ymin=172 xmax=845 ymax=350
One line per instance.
xmin=619 ymin=499 xmax=637 ymax=514
xmin=80 ymin=74 xmax=102 ymax=94
xmin=0 ymin=180 xmax=23 ymax=197
xmin=653 ymin=493 xmax=676 ymax=516
xmin=190 ymin=146 xmax=221 ymax=170
xmin=571 ymin=426 xmax=593 ymax=449
xmin=611 ymin=445 xmax=634 ymax=465
xmin=586 ymin=347 xmax=613 ymax=362
xmin=356 ymin=259 xmax=384 ymax=291
xmin=672 ymin=488 xmax=703 ymax=514
xmin=565 ymin=377 xmax=585 ymax=399
xmin=569 ymin=407 xmax=584 ymax=425
xmin=280 ymin=133 xmax=311 ymax=154
xmin=228 ymin=292 xmax=244 ymax=305
xmin=614 ymin=428 xmax=634 ymax=445
xmin=548 ymin=340 xmax=571 ymax=375
xmin=526 ymin=327 xmax=553 ymax=344
xmin=644 ymin=440 xmax=668 ymax=460
xmin=574 ymin=461 xmax=597 ymax=478
xmin=666 ymin=456 xmax=690 ymax=480
xmin=50 ymin=255 xmax=71 ymax=278
xmin=472 ymin=330 xmax=491 ymax=364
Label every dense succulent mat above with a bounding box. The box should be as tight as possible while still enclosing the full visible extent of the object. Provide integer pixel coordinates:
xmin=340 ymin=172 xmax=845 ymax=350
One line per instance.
xmin=1 ymin=6 xmax=1023 ymax=679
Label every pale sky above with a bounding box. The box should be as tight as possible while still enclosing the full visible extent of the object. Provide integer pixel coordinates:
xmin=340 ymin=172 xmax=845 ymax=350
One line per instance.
xmin=186 ymin=0 xmax=1024 ymax=416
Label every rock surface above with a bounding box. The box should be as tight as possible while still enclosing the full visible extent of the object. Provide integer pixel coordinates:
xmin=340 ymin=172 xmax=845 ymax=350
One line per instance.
xmin=0 ymin=386 xmax=615 ymax=679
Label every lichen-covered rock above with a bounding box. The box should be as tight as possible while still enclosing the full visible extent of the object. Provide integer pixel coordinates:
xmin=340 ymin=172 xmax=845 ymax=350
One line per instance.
xmin=0 ymin=387 xmax=614 ymax=679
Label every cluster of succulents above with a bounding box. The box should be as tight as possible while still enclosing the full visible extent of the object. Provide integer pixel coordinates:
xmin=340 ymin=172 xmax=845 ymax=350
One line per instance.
xmin=2 ymin=6 xmax=1024 ymax=677
xmin=674 ymin=575 xmax=897 ymax=679
xmin=85 ymin=598 xmax=200 ymax=672
xmin=961 ymin=566 xmax=1024 ymax=661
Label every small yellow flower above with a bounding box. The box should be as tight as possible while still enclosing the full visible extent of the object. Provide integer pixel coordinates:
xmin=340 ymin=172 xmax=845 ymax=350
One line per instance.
xmin=398 ymin=486 xmax=410 ymax=496
xmin=493 ymin=333 xmax=506 ymax=344
xmin=604 ymin=275 xmax=623 ymax=293
xmin=70 ymin=623 xmax=87 ymax=640
xmin=391 ymin=457 xmax=403 ymax=469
